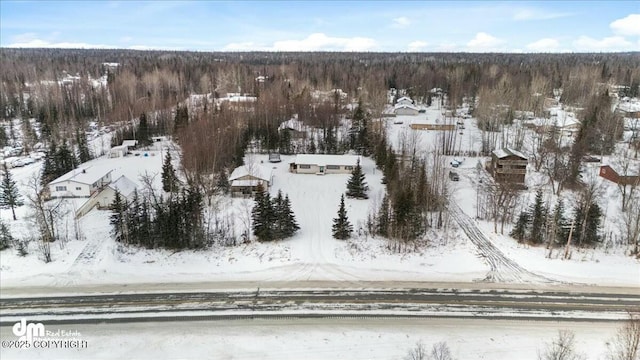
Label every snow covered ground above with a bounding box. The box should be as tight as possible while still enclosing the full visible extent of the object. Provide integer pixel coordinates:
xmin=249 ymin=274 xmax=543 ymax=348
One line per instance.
xmin=0 ymin=153 xmax=487 ymax=287
xmin=1 ymin=98 xmax=638 ymax=290
xmin=0 ymin=318 xmax=623 ymax=360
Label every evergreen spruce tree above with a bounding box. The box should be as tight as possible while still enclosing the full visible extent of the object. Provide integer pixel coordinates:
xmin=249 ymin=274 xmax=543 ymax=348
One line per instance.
xmin=137 ymin=113 xmax=152 ymax=147
xmin=251 ymin=184 xmax=275 ymax=241
xmin=552 ymin=199 xmax=569 ymax=246
xmin=0 ymin=127 xmax=8 ymax=148
xmin=280 ymin=194 xmax=299 ymax=238
xmin=0 ymin=219 xmax=14 ymax=250
xmin=272 ymin=190 xmax=285 ymax=239
xmin=41 ymin=140 xmax=58 ymax=185
xmin=55 ymin=140 xmax=78 ymax=177
xmin=346 ymin=159 xmax=369 ymax=199
xmin=376 ymin=194 xmax=391 ymax=237
xmin=110 ymin=190 xmax=125 ymax=243
xmin=161 ymin=151 xmax=179 ymax=193
xmin=216 ymin=170 xmax=230 ymax=194
xmin=308 ymin=136 xmax=316 ymax=154
xmin=76 ymin=129 xmax=92 ymax=164
xmin=0 ymin=164 xmax=23 ymax=220
xmin=332 ymin=194 xmax=353 ymax=239
xmin=529 ymin=190 xmax=547 ymax=244
xmin=584 ymin=202 xmax=602 ymax=246
xmin=382 ymin=145 xmax=397 ymax=184
xmin=510 ymin=210 xmax=530 ymax=243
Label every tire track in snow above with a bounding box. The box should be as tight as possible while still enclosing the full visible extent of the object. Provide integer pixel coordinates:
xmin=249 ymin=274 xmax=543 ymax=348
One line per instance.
xmin=449 ymin=203 xmax=563 ymax=284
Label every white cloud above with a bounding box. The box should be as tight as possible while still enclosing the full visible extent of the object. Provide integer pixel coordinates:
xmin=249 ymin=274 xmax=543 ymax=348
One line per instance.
xmin=526 ymin=38 xmax=560 ymax=52
xmin=6 ymin=38 xmax=116 ymax=49
xmin=573 ymin=36 xmax=633 ymax=51
xmin=513 ymin=8 xmax=572 ymax=20
xmin=271 ymin=33 xmax=377 ymax=51
xmin=610 ymin=14 xmax=640 ymax=36
xmin=466 ymin=32 xmax=505 ymax=51
xmin=222 ymin=42 xmax=266 ymax=51
xmin=408 ymin=41 xmax=428 ymax=51
xmin=391 ymin=16 xmax=411 ymax=28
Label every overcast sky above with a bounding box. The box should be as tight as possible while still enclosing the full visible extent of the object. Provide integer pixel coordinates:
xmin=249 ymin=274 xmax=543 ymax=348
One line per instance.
xmin=1 ymin=1 xmax=639 ymax=52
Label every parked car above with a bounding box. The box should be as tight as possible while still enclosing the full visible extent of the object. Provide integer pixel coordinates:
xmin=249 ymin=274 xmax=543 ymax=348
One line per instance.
xmin=582 ymin=156 xmax=601 ymax=163
xmin=449 ymin=171 xmax=460 ymax=181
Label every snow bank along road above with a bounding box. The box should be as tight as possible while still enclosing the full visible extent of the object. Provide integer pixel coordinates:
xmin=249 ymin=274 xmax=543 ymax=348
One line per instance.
xmin=2 ymin=285 xmax=638 ymax=325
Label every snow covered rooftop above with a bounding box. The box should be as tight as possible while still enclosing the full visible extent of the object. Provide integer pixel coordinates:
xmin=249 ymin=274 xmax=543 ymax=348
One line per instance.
xmin=292 ymin=154 xmax=360 ymax=167
xmin=229 ymin=164 xmax=273 ymax=182
xmin=278 ymin=118 xmax=305 ymax=132
xmin=492 ymin=148 xmax=527 ymax=160
xmin=49 ymin=166 xmax=113 ymax=185
xmin=231 ymin=179 xmax=262 ymax=187
xmin=108 ymin=175 xmax=138 ymax=197
xmin=393 ymin=103 xmax=419 ymax=111
xmin=121 ymin=140 xmax=137 ymax=148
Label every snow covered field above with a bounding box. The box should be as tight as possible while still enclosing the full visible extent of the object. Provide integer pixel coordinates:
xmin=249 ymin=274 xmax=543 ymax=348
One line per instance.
xmin=0 ymin=318 xmax=623 ymax=360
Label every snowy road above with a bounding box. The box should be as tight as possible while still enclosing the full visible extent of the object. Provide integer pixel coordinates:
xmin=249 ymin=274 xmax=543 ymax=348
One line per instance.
xmin=2 ymin=286 xmax=638 ymax=325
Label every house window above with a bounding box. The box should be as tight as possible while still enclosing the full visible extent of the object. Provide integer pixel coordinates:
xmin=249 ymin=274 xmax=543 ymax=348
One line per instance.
xmin=345 ymin=166 xmax=354 ymax=170
xmin=326 ymin=165 xmax=340 ymax=170
xmin=76 ymin=187 xmax=82 ymax=191
xmin=299 ymin=164 xmax=311 ymax=169
xmin=55 ymin=186 xmax=67 ymax=192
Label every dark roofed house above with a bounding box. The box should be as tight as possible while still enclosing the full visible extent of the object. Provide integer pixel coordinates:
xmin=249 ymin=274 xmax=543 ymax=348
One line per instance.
xmin=490 ymin=148 xmax=528 ymax=186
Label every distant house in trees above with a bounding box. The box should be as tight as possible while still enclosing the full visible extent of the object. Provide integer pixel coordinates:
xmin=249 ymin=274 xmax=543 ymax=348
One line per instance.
xmin=109 ymin=139 xmax=138 ymax=158
xmin=396 ymin=96 xmax=414 ymax=106
xmin=229 ymin=164 xmax=274 ymax=197
xmin=599 ymin=165 xmax=640 ymax=186
xmin=289 ymin=154 xmax=360 ymax=175
xmin=278 ymin=117 xmax=306 ymax=139
xmin=393 ymin=103 xmax=419 ymax=116
xmin=48 ymin=166 xmax=113 ymax=198
xmin=489 ymin=148 xmax=528 ymax=186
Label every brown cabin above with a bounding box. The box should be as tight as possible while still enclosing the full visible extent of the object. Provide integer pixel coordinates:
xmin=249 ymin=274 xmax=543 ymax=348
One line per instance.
xmin=599 ymin=165 xmax=640 ymax=186
xmin=490 ymin=148 xmax=528 ymax=185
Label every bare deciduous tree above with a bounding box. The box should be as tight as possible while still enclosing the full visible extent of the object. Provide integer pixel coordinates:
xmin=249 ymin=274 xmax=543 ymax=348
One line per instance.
xmin=607 ymin=315 xmax=640 ymax=360
xmin=538 ymin=330 xmax=584 ymax=360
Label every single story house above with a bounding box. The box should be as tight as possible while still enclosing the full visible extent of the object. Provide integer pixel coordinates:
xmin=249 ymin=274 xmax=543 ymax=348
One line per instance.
xmin=48 ymin=166 xmax=113 ymax=198
xmin=75 ymin=175 xmax=138 ymax=218
xmin=599 ymin=165 xmax=640 ymax=186
xmin=109 ymin=139 xmax=138 ymax=158
xmin=95 ymin=175 xmax=139 ymax=208
xmin=289 ymin=154 xmax=360 ymax=175
xmin=393 ymin=103 xmax=419 ymax=116
xmin=396 ymin=96 xmax=414 ymax=106
xmin=229 ymin=164 xmax=274 ymax=196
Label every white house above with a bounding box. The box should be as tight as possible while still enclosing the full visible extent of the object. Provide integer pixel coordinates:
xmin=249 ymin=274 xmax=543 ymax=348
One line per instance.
xmin=48 ymin=166 xmax=113 ymax=198
xmin=289 ymin=154 xmax=360 ymax=175
xmin=95 ymin=175 xmax=138 ymax=208
xmin=393 ymin=103 xmax=419 ymax=116
xmin=396 ymin=96 xmax=414 ymax=105
xmin=229 ymin=164 xmax=274 ymax=196
xmin=109 ymin=140 xmax=137 ymax=158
